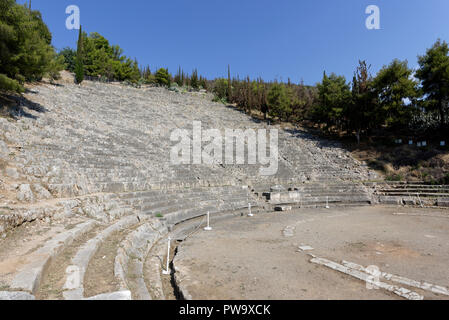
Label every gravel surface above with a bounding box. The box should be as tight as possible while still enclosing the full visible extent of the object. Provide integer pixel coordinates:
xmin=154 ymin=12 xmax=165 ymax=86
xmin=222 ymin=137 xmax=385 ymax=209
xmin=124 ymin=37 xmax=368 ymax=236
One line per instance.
xmin=174 ymin=206 xmax=449 ymax=300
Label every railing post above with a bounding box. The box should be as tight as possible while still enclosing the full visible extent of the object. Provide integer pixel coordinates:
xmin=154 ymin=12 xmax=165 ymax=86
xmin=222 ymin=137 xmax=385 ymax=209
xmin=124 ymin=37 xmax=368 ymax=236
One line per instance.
xmin=204 ymin=211 xmax=212 ymax=231
xmin=162 ymin=237 xmax=171 ymax=275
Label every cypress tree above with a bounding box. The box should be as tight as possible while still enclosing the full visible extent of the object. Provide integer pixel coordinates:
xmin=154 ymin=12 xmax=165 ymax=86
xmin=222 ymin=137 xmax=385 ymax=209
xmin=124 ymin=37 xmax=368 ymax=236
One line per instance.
xmin=246 ymin=76 xmax=251 ymax=114
xmin=175 ymin=66 xmax=183 ymax=87
xmin=74 ymin=26 xmax=84 ymax=84
xmin=190 ymin=69 xmax=199 ymax=89
xmin=227 ymin=65 xmax=232 ymax=102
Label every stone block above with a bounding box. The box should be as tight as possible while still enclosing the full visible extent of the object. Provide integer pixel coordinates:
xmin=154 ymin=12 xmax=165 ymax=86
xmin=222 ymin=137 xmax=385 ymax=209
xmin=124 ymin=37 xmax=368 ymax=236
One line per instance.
xmin=5 ymin=167 xmax=19 ymax=179
xmin=0 ymin=140 xmax=9 ymax=159
xmin=379 ymin=196 xmax=403 ymax=206
xmin=437 ymin=198 xmax=449 ymax=207
xmin=0 ymin=291 xmax=35 ymax=300
xmin=17 ymin=184 xmax=34 ymax=202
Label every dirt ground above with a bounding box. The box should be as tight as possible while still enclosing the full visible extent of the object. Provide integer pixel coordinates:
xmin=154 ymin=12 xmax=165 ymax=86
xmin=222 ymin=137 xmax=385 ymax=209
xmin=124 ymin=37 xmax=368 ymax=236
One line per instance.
xmin=173 ymin=206 xmax=449 ymax=300
xmin=0 ymin=217 xmax=86 ymax=292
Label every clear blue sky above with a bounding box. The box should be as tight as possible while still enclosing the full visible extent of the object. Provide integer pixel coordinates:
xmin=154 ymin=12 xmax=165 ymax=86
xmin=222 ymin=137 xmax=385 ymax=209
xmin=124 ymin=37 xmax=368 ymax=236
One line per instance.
xmin=20 ymin=0 xmax=449 ymax=85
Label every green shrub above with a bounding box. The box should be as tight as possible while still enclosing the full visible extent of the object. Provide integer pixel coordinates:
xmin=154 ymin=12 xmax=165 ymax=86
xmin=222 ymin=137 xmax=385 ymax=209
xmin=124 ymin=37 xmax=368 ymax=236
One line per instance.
xmin=212 ymin=95 xmax=227 ymax=104
xmin=213 ymin=78 xmax=229 ymax=101
xmin=59 ymin=47 xmax=76 ymax=72
xmin=144 ymin=74 xmax=156 ymax=85
xmin=386 ymin=174 xmax=403 ymax=182
xmin=0 ymin=74 xmax=23 ymax=93
xmin=155 ymin=68 xmax=171 ymax=87
xmin=267 ymin=83 xmax=291 ymax=121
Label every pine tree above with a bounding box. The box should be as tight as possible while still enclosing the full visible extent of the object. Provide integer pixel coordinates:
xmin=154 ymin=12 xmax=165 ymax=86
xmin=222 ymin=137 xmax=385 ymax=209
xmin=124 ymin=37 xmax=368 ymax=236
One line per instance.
xmin=131 ymin=58 xmax=140 ymax=83
xmin=347 ymin=61 xmax=376 ymax=143
xmin=199 ymin=75 xmax=207 ymax=90
xmin=416 ymin=39 xmax=449 ymax=129
xmin=372 ymin=59 xmax=417 ymax=130
xmin=0 ymin=0 xmax=62 ymax=92
xmin=59 ymin=47 xmax=76 ymax=72
xmin=74 ymin=26 xmax=84 ymax=84
xmin=155 ymin=68 xmax=171 ymax=87
xmin=313 ymin=72 xmax=351 ymax=132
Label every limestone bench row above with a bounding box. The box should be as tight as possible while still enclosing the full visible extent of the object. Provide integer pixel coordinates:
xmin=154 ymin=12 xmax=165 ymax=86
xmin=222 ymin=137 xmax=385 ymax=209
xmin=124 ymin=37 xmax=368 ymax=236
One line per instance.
xmin=114 ymin=219 xmax=167 ymax=300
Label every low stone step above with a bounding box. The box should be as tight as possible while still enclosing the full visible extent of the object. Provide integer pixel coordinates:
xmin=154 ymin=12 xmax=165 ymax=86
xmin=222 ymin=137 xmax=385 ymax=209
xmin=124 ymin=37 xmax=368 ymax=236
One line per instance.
xmin=143 ymin=237 xmax=167 ymax=300
xmin=300 ymin=196 xmax=372 ymax=204
xmin=377 ymin=192 xmax=449 ymax=197
xmin=119 ymin=187 xmax=245 ymax=202
xmin=10 ymin=220 xmax=98 ymax=294
xmin=138 ymin=195 xmax=221 ymax=213
xmin=142 ymin=203 xmax=193 ymax=218
xmin=437 ymin=198 xmax=449 ymax=207
xmin=85 ymin=290 xmax=132 ymax=300
xmin=126 ymin=190 xmax=248 ymax=212
xmin=114 ymin=220 xmax=167 ymax=300
xmin=164 ymin=200 xmax=259 ymax=226
xmin=0 ymin=291 xmax=36 ymax=300
xmin=165 ymin=206 xmax=219 ymax=225
xmin=62 ymin=215 xmax=141 ymax=300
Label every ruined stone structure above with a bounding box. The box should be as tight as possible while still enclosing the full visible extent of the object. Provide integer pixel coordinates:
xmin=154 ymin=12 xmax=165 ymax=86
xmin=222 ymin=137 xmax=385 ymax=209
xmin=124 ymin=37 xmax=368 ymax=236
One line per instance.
xmin=0 ymin=78 xmax=384 ymax=300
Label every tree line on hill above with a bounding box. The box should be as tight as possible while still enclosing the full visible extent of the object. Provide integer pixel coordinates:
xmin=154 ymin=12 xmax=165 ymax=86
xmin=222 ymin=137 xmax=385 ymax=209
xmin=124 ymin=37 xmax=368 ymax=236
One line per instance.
xmin=61 ymin=27 xmax=141 ymax=84
xmin=211 ymin=68 xmax=318 ymax=124
xmin=64 ymin=27 xmax=210 ymax=90
xmin=311 ymin=41 xmax=449 ymax=142
xmin=0 ymin=1 xmax=204 ymax=94
xmin=211 ymin=40 xmax=449 ymax=142
xmin=1 ymin=1 xmax=448 ymax=143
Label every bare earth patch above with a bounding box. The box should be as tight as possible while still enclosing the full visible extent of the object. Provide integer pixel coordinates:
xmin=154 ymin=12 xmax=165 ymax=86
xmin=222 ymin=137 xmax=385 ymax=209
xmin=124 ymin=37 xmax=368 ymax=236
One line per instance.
xmin=83 ymin=230 xmax=127 ymax=298
xmin=173 ymin=206 xmax=449 ymax=300
xmin=0 ymin=219 xmax=69 ymax=289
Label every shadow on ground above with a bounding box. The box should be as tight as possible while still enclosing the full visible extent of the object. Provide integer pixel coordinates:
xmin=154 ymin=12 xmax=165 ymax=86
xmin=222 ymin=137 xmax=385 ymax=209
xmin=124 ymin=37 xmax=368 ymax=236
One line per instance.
xmin=0 ymin=90 xmax=48 ymax=120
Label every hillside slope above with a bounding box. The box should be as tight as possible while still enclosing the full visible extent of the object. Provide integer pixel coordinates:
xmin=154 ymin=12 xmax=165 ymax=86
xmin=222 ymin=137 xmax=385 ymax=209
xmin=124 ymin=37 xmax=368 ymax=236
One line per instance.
xmin=0 ymin=76 xmax=374 ymax=232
